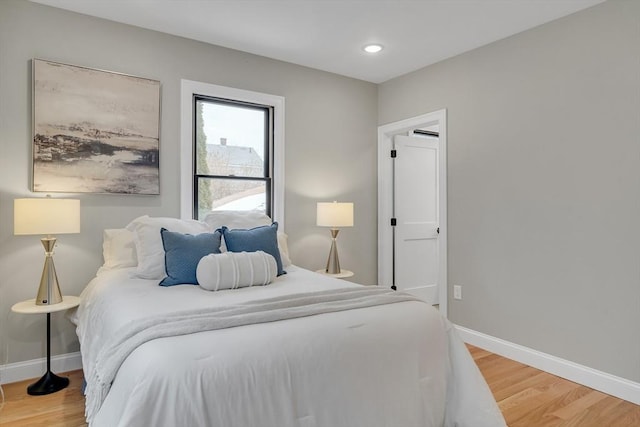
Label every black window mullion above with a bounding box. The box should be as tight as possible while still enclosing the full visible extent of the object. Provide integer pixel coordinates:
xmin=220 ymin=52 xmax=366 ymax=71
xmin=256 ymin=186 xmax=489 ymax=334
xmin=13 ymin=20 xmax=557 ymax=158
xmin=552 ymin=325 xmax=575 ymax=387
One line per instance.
xmin=192 ymin=95 xmax=199 ymax=219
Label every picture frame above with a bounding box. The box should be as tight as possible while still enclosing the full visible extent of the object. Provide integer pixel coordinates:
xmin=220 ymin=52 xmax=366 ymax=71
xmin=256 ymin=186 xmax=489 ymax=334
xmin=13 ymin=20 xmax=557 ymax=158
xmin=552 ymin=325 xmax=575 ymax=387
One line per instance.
xmin=32 ymin=59 xmax=161 ymax=194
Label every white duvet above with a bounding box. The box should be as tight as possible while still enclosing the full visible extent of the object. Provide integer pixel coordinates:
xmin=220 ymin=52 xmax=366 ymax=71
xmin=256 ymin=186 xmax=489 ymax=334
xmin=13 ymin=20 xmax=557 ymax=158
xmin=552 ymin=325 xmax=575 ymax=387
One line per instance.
xmin=75 ymin=266 xmax=506 ymax=427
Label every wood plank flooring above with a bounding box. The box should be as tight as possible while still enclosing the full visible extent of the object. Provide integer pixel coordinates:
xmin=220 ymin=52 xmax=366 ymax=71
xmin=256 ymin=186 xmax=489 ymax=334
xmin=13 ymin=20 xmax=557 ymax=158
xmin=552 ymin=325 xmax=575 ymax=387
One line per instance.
xmin=0 ymin=370 xmax=86 ymax=427
xmin=467 ymin=345 xmax=640 ymax=426
xmin=0 ymin=347 xmax=638 ymax=426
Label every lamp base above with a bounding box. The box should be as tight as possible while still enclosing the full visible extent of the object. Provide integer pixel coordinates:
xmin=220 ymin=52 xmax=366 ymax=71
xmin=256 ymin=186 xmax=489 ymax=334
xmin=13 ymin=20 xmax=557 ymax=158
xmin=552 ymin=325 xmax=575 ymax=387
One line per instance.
xmin=27 ymin=370 xmax=69 ymax=395
xmin=36 ymin=237 xmax=63 ymax=306
xmin=325 ymin=229 xmax=341 ymax=274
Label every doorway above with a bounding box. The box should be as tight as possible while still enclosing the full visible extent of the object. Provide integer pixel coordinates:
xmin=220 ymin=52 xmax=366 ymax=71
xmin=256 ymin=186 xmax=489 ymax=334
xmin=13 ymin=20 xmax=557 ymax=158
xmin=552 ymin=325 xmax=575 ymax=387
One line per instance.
xmin=377 ymin=110 xmax=447 ymax=317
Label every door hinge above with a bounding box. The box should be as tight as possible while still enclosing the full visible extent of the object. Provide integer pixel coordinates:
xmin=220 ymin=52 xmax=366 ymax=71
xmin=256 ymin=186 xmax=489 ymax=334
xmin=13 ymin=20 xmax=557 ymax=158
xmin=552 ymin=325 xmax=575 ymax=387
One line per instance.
xmin=437 ymin=227 xmax=440 ymax=234
xmin=390 ymin=149 xmax=397 ymax=158
xmin=391 ymin=218 xmax=397 ymax=226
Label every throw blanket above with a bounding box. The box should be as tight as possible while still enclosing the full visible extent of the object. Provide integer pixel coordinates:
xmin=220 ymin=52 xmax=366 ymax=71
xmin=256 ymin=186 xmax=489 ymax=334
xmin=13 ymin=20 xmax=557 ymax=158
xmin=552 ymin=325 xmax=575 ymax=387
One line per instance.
xmin=85 ymin=287 xmax=422 ymax=423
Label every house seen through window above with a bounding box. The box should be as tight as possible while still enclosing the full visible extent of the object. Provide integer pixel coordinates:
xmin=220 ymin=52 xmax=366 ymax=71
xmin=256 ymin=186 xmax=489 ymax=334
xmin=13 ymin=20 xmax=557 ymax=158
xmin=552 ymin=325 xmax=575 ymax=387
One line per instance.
xmin=194 ymin=96 xmax=273 ymax=220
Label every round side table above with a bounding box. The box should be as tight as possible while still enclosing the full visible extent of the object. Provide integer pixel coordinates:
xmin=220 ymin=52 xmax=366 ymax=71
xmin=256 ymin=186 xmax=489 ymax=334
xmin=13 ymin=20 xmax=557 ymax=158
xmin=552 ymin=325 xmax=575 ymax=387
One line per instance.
xmin=315 ymin=269 xmax=354 ymax=279
xmin=11 ymin=296 xmax=80 ymax=395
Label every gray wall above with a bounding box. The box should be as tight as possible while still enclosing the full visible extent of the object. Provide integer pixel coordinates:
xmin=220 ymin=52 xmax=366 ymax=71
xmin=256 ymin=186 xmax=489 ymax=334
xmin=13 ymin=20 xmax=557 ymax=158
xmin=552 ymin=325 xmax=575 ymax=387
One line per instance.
xmin=0 ymin=0 xmax=377 ymax=366
xmin=379 ymin=0 xmax=640 ymax=382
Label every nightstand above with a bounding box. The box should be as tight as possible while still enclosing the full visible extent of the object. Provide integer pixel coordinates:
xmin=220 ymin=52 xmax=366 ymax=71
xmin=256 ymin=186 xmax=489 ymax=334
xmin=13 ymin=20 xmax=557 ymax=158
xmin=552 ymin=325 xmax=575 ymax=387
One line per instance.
xmin=11 ymin=296 xmax=81 ymax=395
xmin=315 ymin=269 xmax=354 ymax=279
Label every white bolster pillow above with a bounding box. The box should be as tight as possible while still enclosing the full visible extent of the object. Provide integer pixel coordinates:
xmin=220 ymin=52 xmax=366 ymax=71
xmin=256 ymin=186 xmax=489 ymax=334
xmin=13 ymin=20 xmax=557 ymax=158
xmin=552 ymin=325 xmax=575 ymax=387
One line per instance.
xmin=196 ymin=251 xmax=277 ymax=291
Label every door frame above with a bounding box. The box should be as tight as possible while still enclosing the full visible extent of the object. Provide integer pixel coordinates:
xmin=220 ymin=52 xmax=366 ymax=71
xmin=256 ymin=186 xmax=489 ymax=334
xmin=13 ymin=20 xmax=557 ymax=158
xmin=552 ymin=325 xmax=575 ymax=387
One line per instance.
xmin=377 ymin=109 xmax=448 ymax=317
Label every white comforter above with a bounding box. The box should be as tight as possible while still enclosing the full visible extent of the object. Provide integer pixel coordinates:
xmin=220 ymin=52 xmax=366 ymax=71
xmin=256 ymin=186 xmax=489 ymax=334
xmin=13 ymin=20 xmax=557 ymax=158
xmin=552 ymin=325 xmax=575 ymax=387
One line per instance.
xmin=75 ymin=266 xmax=505 ymax=427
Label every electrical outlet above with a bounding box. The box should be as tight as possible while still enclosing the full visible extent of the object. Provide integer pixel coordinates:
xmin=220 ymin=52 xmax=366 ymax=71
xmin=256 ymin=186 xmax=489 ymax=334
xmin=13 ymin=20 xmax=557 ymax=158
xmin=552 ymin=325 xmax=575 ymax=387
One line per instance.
xmin=453 ymin=285 xmax=462 ymax=300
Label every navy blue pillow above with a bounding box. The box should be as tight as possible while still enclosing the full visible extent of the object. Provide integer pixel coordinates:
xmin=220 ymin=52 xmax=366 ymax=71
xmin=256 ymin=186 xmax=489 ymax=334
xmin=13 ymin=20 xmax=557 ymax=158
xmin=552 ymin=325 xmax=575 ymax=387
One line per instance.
xmin=159 ymin=228 xmax=222 ymax=286
xmin=221 ymin=222 xmax=285 ymax=276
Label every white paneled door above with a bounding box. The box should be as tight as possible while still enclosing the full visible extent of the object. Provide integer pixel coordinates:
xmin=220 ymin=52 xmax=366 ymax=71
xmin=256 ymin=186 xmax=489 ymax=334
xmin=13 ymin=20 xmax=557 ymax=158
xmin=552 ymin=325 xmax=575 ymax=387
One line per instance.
xmin=393 ymin=134 xmax=439 ymax=304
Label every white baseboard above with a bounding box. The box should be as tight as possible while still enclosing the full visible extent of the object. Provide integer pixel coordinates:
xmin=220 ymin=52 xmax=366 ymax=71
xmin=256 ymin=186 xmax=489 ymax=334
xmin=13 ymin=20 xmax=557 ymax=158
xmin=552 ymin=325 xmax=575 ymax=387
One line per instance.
xmin=455 ymin=325 xmax=640 ymax=405
xmin=0 ymin=352 xmax=82 ymax=385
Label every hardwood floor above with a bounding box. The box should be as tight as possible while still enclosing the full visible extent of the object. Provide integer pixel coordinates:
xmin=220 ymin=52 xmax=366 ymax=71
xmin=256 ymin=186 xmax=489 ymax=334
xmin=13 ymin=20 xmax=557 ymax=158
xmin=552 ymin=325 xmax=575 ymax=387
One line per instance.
xmin=0 ymin=348 xmax=638 ymax=426
xmin=468 ymin=345 xmax=640 ymax=426
xmin=0 ymin=370 xmax=86 ymax=427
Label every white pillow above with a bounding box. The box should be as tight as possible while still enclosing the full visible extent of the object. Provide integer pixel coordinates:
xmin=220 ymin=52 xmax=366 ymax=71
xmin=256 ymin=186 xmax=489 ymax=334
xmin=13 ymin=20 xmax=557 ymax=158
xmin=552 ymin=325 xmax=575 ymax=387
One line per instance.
xmin=202 ymin=210 xmax=272 ymax=230
xmin=196 ymin=251 xmax=277 ymax=291
xmin=277 ymin=232 xmax=292 ymax=267
xmin=102 ymin=228 xmax=137 ymax=269
xmin=203 ymin=210 xmax=292 ymax=266
xmin=126 ymin=215 xmax=211 ymax=279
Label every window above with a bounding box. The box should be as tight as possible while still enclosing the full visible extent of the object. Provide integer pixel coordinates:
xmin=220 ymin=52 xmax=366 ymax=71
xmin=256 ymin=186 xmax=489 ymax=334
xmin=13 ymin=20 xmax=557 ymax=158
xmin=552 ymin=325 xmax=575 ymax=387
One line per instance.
xmin=180 ymin=80 xmax=284 ymax=224
xmin=194 ymin=96 xmax=272 ymax=219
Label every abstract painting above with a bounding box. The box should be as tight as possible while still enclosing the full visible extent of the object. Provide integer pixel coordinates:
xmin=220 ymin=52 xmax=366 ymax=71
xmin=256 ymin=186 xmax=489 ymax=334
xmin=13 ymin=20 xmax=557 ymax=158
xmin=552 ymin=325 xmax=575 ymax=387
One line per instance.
xmin=32 ymin=59 xmax=160 ymax=194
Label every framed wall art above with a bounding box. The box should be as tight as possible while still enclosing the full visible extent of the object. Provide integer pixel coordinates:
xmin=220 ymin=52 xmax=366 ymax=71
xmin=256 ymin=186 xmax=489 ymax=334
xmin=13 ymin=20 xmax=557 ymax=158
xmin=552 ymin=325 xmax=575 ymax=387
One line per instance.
xmin=32 ymin=59 xmax=161 ymax=194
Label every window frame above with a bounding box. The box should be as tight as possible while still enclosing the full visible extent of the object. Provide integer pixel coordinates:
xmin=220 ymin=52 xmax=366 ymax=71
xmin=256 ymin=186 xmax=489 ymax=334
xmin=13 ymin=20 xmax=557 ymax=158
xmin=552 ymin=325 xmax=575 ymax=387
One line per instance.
xmin=193 ymin=95 xmax=272 ymax=218
xmin=180 ymin=80 xmax=285 ymax=226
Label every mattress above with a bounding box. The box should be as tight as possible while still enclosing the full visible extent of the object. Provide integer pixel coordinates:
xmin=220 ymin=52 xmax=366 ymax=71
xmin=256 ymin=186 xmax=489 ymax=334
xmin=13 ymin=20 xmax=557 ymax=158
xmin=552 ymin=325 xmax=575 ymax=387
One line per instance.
xmin=74 ymin=265 xmax=505 ymax=427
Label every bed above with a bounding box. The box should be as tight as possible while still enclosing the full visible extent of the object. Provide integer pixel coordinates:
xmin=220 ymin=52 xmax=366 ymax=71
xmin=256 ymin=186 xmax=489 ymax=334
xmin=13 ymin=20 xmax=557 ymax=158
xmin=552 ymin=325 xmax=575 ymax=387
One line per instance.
xmin=73 ymin=213 xmax=506 ymax=427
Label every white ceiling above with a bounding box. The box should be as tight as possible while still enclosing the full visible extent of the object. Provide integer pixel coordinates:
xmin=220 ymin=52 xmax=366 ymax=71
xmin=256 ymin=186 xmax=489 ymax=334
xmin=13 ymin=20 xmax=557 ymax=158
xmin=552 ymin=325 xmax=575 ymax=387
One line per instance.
xmin=31 ymin=0 xmax=605 ymax=83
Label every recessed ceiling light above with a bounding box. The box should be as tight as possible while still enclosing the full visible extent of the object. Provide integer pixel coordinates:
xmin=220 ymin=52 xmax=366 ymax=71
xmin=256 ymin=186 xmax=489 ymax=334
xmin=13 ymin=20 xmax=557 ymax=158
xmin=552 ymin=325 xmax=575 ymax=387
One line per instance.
xmin=363 ymin=44 xmax=383 ymax=54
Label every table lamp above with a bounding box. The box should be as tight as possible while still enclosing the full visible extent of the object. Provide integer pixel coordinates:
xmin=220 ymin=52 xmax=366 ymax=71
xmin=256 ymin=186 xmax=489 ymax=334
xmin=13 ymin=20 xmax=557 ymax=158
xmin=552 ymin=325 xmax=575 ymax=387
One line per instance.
xmin=317 ymin=201 xmax=353 ymax=274
xmin=14 ymin=197 xmax=80 ymax=305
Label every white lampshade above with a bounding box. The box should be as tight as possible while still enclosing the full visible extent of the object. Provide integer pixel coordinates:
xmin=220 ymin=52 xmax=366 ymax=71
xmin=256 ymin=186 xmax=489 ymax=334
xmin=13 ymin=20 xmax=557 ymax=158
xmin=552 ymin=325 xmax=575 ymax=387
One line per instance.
xmin=14 ymin=198 xmax=81 ymax=235
xmin=317 ymin=202 xmax=354 ymax=228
